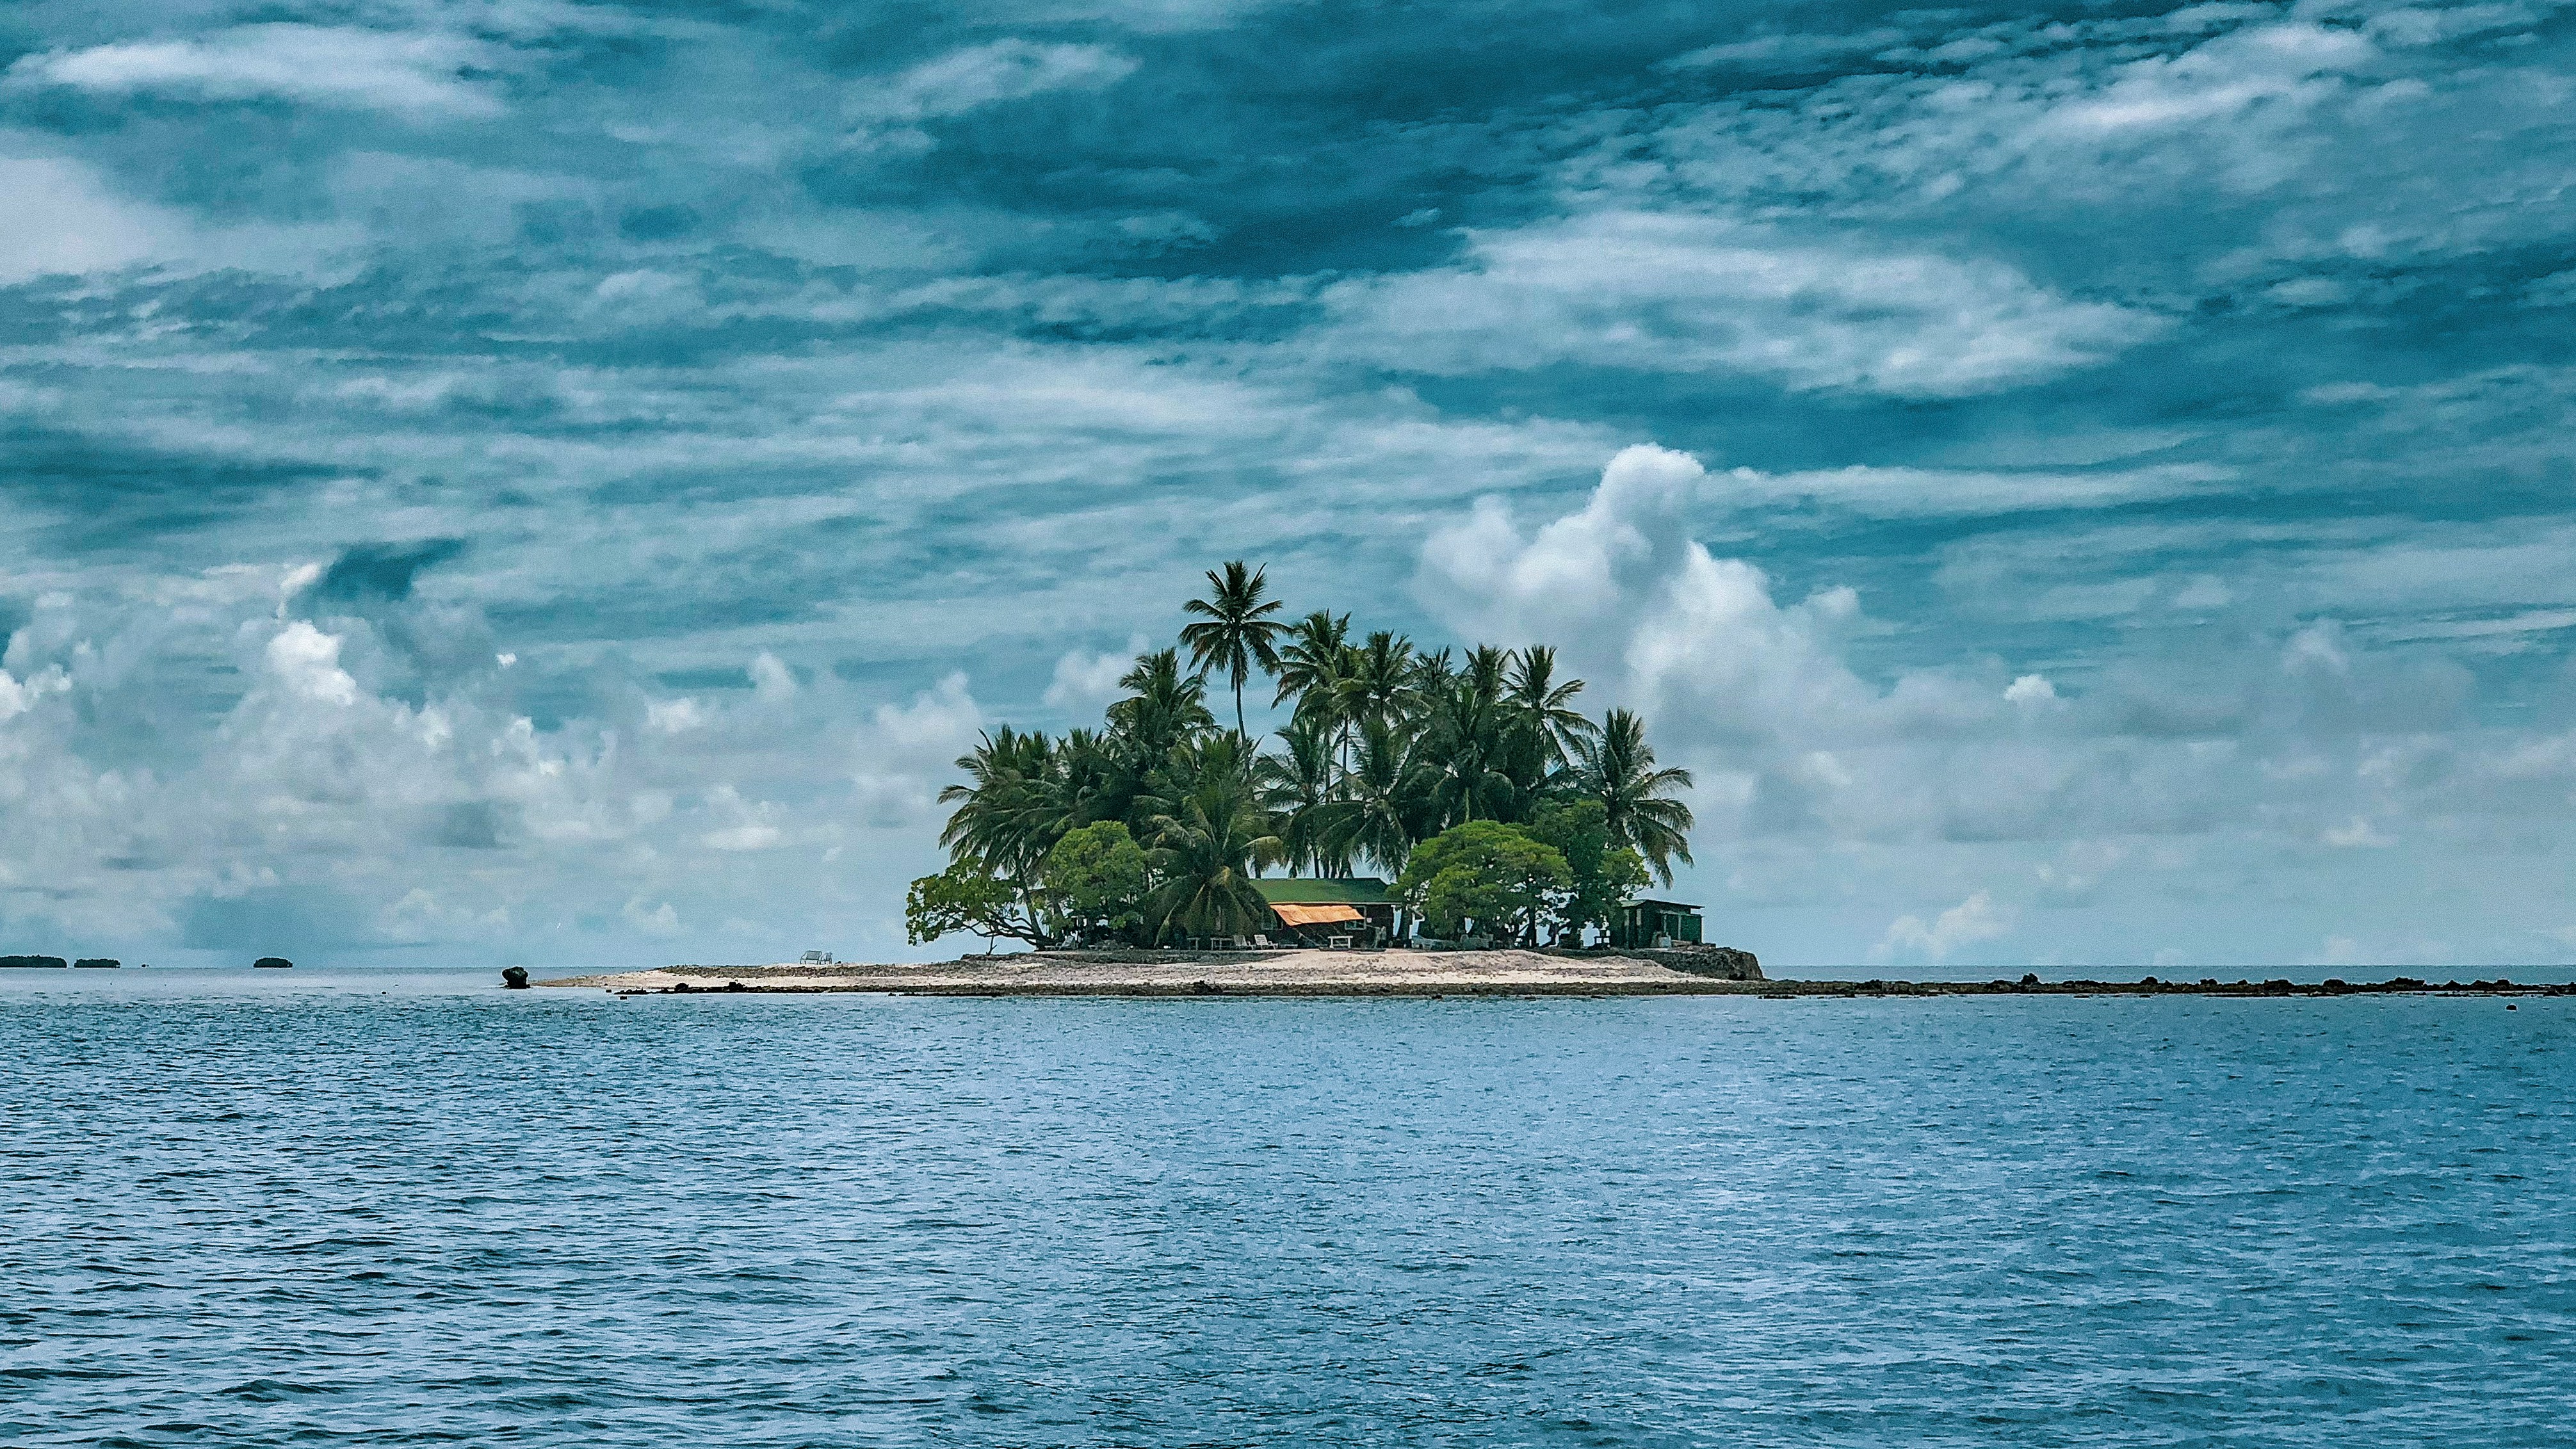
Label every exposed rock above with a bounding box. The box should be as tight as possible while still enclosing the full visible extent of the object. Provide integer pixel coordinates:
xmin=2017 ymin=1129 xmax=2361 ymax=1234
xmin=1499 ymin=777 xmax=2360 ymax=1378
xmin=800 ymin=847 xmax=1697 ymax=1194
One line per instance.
xmin=253 ymin=957 xmax=293 ymax=969
xmin=1641 ymin=944 xmax=1763 ymax=981
xmin=1 ymin=955 xmax=69 ymax=969
xmin=501 ymin=966 xmax=530 ymax=989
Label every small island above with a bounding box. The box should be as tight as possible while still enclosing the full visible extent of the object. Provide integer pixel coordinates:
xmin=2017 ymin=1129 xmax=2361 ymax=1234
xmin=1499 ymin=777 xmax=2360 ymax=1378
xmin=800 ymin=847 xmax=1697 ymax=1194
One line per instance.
xmin=535 ymin=560 xmax=2570 ymax=1001
xmin=902 ymin=560 xmax=1703 ymax=962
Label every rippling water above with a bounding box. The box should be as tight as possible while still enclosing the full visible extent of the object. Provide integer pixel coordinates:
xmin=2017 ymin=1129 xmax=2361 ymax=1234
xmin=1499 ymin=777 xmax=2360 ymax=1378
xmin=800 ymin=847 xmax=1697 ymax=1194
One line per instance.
xmin=3 ymin=968 xmax=2569 ymax=1445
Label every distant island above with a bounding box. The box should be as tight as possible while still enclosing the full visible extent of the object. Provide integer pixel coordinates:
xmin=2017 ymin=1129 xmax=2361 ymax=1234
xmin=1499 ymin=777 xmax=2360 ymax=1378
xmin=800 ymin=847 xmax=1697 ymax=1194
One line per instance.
xmin=904 ymin=559 xmax=1703 ymax=959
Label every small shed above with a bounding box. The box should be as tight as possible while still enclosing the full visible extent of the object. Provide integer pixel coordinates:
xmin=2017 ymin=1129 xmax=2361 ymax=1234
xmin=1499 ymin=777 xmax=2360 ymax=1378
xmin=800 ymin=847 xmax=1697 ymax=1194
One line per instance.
xmin=1254 ymin=878 xmax=1398 ymax=945
xmin=1610 ymin=899 xmax=1703 ymax=949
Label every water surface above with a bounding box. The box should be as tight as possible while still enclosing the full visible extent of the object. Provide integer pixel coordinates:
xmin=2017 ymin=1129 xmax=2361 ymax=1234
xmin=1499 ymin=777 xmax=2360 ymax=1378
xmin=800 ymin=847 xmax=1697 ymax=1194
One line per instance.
xmin=4 ymin=968 xmax=2568 ymax=1445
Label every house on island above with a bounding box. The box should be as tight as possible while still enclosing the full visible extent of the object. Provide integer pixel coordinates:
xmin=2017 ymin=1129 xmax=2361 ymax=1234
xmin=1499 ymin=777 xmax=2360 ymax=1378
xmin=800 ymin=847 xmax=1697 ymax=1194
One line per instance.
xmin=1608 ymin=898 xmax=1703 ymax=949
xmin=1254 ymin=877 xmax=1398 ymax=947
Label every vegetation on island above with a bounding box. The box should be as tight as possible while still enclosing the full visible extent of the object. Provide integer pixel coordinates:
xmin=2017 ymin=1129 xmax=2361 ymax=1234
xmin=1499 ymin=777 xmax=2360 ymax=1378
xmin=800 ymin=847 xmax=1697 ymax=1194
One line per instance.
xmin=907 ymin=562 xmax=1694 ymax=951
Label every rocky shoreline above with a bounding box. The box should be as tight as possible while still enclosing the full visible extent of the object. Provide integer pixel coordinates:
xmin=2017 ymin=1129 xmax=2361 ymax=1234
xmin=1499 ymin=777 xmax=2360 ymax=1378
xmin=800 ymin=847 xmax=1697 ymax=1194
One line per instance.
xmin=539 ymin=947 xmax=2569 ymax=999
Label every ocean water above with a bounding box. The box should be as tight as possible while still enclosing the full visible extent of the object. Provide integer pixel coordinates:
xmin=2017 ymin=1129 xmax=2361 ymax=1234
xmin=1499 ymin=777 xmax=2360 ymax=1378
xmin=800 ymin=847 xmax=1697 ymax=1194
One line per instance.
xmin=3 ymin=969 xmax=2568 ymax=1446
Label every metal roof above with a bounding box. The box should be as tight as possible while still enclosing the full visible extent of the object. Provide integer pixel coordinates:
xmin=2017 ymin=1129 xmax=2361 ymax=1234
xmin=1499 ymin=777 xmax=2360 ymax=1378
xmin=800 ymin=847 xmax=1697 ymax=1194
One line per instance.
xmin=1626 ymin=899 xmax=1703 ymax=912
xmin=1253 ymin=877 xmax=1393 ymax=905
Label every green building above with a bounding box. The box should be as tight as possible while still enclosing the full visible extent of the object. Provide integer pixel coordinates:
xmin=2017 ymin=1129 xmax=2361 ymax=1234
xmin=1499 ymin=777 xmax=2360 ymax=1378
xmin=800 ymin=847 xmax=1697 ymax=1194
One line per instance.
xmin=1252 ymin=877 xmax=1398 ymax=944
xmin=1608 ymin=898 xmax=1703 ymax=949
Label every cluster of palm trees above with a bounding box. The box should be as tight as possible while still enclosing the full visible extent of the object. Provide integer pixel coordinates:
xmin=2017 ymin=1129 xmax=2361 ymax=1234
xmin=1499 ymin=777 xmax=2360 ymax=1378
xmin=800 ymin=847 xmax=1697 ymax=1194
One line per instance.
xmin=930 ymin=561 xmax=1695 ymax=944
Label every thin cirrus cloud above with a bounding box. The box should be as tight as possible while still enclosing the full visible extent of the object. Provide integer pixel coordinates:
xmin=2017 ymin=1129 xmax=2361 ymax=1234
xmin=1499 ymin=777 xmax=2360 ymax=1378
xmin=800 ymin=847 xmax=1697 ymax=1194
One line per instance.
xmin=5 ymin=24 xmax=508 ymax=118
xmin=1320 ymin=212 xmax=2168 ymax=397
xmin=854 ymin=39 xmax=1137 ymax=122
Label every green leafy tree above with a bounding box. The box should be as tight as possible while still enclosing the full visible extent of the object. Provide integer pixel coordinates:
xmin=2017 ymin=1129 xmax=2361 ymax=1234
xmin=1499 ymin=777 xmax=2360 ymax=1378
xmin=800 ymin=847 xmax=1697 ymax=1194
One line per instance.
xmin=1571 ymin=708 xmax=1696 ymax=886
xmin=1043 ymin=821 xmax=1153 ymax=943
xmin=905 ymin=861 xmax=1054 ymax=951
xmin=1395 ymin=820 xmax=1571 ymax=945
xmin=1525 ymin=798 xmax=1648 ymax=945
xmin=1180 ymin=560 xmax=1287 ymax=738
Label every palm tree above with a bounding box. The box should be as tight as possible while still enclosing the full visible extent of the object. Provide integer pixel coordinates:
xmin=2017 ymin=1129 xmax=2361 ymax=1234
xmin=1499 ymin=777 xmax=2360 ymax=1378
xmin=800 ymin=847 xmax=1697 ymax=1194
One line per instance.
xmin=1325 ymin=719 xmax=1432 ymax=877
xmin=1571 ymin=708 xmax=1696 ymax=886
xmin=1418 ymin=679 xmax=1517 ymax=827
xmin=1107 ymin=648 xmax=1214 ymax=763
xmin=1505 ymin=645 xmax=1597 ymax=770
xmin=1462 ymin=644 xmax=1511 ymax=707
xmin=1179 ymin=560 xmax=1287 ymax=738
xmin=1337 ymin=631 xmax=1417 ymax=741
xmin=937 ymin=726 xmax=1059 ymax=882
xmin=1142 ymin=747 xmax=1284 ymax=943
xmin=1271 ymin=610 xmax=1355 ymax=782
xmin=1258 ymin=715 xmax=1346 ymax=877
xmin=1409 ymin=645 xmax=1457 ymax=700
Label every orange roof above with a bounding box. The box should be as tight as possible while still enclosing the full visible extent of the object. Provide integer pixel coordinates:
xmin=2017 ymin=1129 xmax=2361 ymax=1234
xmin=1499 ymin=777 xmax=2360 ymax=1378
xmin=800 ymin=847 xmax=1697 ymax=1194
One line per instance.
xmin=1270 ymin=902 xmax=1365 ymax=926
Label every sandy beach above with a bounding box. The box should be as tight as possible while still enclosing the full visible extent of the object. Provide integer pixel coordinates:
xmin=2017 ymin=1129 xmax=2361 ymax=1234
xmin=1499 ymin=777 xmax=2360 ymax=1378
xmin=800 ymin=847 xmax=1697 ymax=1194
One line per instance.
xmin=541 ymin=948 xmax=1760 ymax=997
xmin=537 ymin=951 xmax=2566 ymax=998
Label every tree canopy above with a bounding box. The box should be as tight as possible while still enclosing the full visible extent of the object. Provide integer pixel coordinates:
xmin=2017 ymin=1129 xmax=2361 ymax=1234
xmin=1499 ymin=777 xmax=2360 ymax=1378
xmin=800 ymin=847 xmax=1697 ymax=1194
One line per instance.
xmin=910 ymin=559 xmax=1695 ymax=951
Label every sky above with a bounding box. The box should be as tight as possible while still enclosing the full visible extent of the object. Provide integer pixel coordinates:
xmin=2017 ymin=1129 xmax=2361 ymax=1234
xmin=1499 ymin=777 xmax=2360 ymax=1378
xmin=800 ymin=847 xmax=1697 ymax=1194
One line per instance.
xmin=2 ymin=0 xmax=2572 ymax=973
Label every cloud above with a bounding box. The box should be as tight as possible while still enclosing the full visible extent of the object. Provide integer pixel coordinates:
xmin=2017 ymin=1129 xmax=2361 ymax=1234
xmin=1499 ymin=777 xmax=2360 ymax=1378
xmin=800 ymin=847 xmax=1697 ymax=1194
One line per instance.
xmin=1044 ymin=633 xmax=1150 ymax=711
xmin=1325 ymin=213 xmax=2164 ymax=396
xmin=0 ymin=154 xmax=175 ymax=284
xmin=749 ymin=651 xmax=798 ymax=704
xmin=1871 ymin=890 xmax=2017 ymax=966
xmin=858 ymin=40 xmax=1136 ymax=122
xmin=7 ymin=25 xmax=508 ymax=117
xmin=264 ymin=622 xmax=362 ymax=707
xmin=850 ymin=673 xmax=984 ymax=828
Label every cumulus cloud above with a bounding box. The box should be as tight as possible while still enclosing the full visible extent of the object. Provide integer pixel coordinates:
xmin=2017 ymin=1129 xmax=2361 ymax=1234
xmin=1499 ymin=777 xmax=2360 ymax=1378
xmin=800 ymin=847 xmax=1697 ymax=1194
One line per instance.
xmin=6 ymin=25 xmax=508 ymax=117
xmin=850 ymin=673 xmax=984 ymax=827
xmin=1044 ymin=633 xmax=1150 ymax=711
xmin=1325 ymin=213 xmax=2166 ymax=396
xmin=1872 ymin=891 xmax=2017 ymax=966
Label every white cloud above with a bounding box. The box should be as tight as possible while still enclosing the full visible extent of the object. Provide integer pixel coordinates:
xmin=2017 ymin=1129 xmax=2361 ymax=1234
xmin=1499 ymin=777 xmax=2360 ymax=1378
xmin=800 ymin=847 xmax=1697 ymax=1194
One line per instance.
xmin=859 ymin=40 xmax=1135 ymax=122
xmin=1044 ymin=633 xmax=1149 ymax=711
xmin=2322 ymin=816 xmax=2395 ymax=848
xmin=7 ymin=25 xmax=508 ymax=117
xmin=2043 ymin=24 xmax=2375 ymax=135
xmin=1872 ymin=890 xmax=2018 ymax=965
xmin=264 ymin=622 xmax=361 ymax=707
xmin=0 ymin=664 xmax=70 ymax=723
xmin=850 ymin=673 xmax=984 ymax=827
xmin=624 ymin=896 xmax=680 ymax=936
xmin=699 ymin=784 xmax=786 ymax=851
xmin=1325 ymin=212 xmax=2166 ymax=397
xmin=646 ymin=697 xmax=708 ymax=734
xmin=0 ymin=154 xmax=174 ymax=284
xmin=750 ymin=651 xmax=798 ymax=704
xmin=2004 ymin=674 xmax=2059 ymax=708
